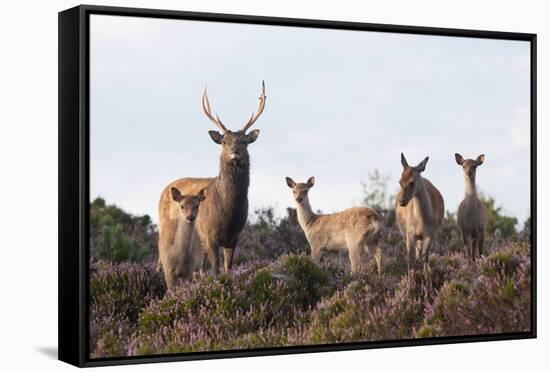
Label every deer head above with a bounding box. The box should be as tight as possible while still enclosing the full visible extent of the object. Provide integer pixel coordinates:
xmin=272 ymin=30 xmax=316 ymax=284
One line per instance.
xmin=171 ymin=187 xmax=206 ymax=223
xmin=202 ymin=81 xmax=266 ymax=166
xmin=398 ymin=153 xmax=429 ymax=207
xmin=455 ymin=153 xmax=485 ymax=180
xmin=285 ymin=176 xmax=315 ymax=205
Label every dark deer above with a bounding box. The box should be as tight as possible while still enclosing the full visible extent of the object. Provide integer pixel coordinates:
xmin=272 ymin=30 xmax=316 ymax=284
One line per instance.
xmin=158 ymin=81 xmax=266 ymax=275
xmin=455 ymin=153 xmax=487 ymax=260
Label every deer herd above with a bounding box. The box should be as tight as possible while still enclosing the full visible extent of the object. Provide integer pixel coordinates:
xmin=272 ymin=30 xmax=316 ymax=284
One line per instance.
xmin=157 ymin=81 xmax=488 ymax=289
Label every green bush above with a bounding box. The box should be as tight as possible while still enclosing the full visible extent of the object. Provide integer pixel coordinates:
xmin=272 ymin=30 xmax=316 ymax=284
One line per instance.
xmin=90 ymin=197 xmax=157 ymax=262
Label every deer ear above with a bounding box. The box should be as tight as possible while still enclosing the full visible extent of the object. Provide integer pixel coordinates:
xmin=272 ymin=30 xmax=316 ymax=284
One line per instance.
xmin=171 ymin=187 xmax=183 ymax=202
xmin=476 ymin=154 xmax=485 ymax=166
xmin=285 ymin=177 xmax=296 ymax=189
xmin=455 ymin=153 xmax=464 ymax=165
xmin=208 ymin=130 xmax=223 ymax=144
xmin=246 ymin=129 xmax=260 ymax=144
xmin=307 ymin=176 xmax=315 ymax=187
xmin=416 ymin=156 xmax=429 ymax=172
xmin=197 ymin=188 xmax=207 ymax=201
xmin=400 ymin=153 xmax=409 ymax=169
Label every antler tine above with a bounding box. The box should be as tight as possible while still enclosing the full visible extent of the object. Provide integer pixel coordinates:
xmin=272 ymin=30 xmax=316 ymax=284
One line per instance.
xmin=241 ymin=80 xmax=266 ymax=132
xmin=202 ymin=86 xmax=228 ymax=133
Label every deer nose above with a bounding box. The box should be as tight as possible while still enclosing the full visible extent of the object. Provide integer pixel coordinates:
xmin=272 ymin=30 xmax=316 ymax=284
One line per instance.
xmin=399 ymin=199 xmax=407 ymax=207
xmin=296 ymin=197 xmax=303 ymax=203
xmin=187 ymin=215 xmax=196 ymax=222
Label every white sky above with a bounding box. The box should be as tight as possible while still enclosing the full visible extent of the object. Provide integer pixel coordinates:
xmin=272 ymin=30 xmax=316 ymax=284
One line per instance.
xmin=89 ymin=15 xmax=531 ymax=225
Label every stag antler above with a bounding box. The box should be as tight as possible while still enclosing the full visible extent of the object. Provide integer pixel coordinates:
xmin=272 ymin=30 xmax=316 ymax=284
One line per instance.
xmin=241 ymin=80 xmax=266 ymax=133
xmin=202 ymin=86 xmax=228 ymax=133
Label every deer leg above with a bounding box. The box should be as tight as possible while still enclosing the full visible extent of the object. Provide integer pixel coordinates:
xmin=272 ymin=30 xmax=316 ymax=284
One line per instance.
xmin=207 ymin=247 xmax=220 ymax=275
xmin=478 ymin=232 xmax=485 ymax=258
xmin=311 ymin=246 xmax=322 ymax=264
xmin=199 ymin=251 xmax=208 ymax=274
xmin=364 ymin=231 xmax=382 ymax=276
xmin=338 ymin=250 xmax=345 ymax=267
xmin=163 ymin=267 xmax=175 ymax=290
xmin=222 ymin=247 xmax=235 ymax=273
xmin=415 ymin=239 xmax=423 ymax=260
xmin=348 ymin=245 xmax=366 ymax=274
xmin=405 ymin=234 xmax=415 ymax=271
xmin=464 ymin=236 xmax=473 ymax=261
xmin=374 ymin=245 xmax=384 ymax=276
xmin=466 ymin=236 xmax=475 ymax=260
xmin=422 ymin=236 xmax=432 ymax=264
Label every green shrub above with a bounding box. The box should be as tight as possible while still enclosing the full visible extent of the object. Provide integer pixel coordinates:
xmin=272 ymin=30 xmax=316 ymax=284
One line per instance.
xmin=90 ymin=197 xmax=157 ymax=262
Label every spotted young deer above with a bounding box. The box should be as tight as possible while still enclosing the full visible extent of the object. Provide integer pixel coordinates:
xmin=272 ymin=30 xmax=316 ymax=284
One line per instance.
xmin=158 ymin=81 xmax=266 ymax=275
xmin=285 ymin=176 xmax=384 ymax=275
xmin=455 ymin=153 xmax=487 ymax=260
xmin=158 ymin=188 xmax=206 ymax=289
xmin=396 ymin=153 xmax=444 ymax=267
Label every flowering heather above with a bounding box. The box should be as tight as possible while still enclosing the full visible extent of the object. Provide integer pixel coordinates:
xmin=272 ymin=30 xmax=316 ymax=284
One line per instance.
xmin=89 ymin=260 xmax=165 ymax=357
xmin=89 ymin=240 xmax=531 ymax=358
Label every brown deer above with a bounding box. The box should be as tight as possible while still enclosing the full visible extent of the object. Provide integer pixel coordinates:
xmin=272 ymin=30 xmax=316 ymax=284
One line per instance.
xmin=455 ymin=153 xmax=487 ymax=260
xmin=158 ymin=82 xmax=266 ymax=275
xmin=285 ymin=176 xmax=384 ymax=275
xmin=157 ymin=188 xmax=206 ymax=289
xmin=395 ymin=153 xmax=444 ymax=267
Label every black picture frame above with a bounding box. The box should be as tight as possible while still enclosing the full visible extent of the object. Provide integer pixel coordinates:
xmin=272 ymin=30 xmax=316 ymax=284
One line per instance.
xmin=58 ymin=4 xmax=537 ymax=368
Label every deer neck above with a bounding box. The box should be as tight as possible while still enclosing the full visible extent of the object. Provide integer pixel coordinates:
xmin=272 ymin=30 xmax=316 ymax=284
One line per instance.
xmin=215 ymin=159 xmax=250 ymax=207
xmin=464 ymin=175 xmax=478 ymax=199
xmin=296 ymin=197 xmax=317 ymax=233
xmin=413 ymin=178 xmax=434 ymax=223
xmin=173 ymin=218 xmax=195 ymax=255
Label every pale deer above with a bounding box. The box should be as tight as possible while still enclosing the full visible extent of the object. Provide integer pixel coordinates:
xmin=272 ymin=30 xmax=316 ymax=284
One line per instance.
xmin=285 ymin=176 xmax=384 ymax=275
xmin=395 ymin=153 xmax=444 ymax=267
xmin=158 ymin=188 xmax=206 ymax=289
xmin=455 ymin=153 xmax=487 ymax=260
xmin=158 ymin=81 xmax=266 ymax=275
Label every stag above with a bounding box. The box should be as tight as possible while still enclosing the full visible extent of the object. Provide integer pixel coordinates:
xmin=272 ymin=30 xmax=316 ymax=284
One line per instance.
xmin=455 ymin=153 xmax=487 ymax=260
xmin=395 ymin=153 xmax=444 ymax=267
xmin=158 ymin=81 xmax=266 ymax=275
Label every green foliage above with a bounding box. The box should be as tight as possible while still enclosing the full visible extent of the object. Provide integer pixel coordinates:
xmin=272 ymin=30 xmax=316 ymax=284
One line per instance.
xmin=479 ymin=194 xmax=518 ymax=238
xmin=90 ymin=197 xmax=157 ymax=262
xmin=271 ymin=254 xmax=332 ymax=309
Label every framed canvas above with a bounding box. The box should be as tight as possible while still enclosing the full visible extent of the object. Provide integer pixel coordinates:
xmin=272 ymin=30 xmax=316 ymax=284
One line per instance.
xmin=58 ymin=4 xmax=537 ymax=367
